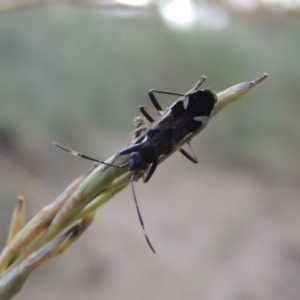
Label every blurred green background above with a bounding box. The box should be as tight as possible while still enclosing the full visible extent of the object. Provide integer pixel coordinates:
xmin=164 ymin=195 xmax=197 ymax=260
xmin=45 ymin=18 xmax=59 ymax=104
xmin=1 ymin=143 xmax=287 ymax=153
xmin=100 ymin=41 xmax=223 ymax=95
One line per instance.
xmin=0 ymin=1 xmax=299 ymax=300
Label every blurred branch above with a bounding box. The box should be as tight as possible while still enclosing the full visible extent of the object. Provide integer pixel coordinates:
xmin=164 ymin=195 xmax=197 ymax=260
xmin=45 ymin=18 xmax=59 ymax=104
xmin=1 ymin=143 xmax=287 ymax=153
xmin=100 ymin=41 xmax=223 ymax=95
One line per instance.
xmin=1 ymin=0 xmax=299 ymax=19
xmin=0 ymin=0 xmax=58 ymax=12
xmin=0 ymin=74 xmax=268 ymax=300
xmin=0 ymin=0 xmax=152 ymax=13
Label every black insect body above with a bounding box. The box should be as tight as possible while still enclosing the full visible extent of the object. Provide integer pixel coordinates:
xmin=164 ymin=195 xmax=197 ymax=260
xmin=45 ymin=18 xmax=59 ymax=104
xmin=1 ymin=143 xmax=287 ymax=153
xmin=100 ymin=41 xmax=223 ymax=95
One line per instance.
xmin=54 ymin=76 xmax=217 ymax=253
xmin=126 ymin=78 xmax=218 ymax=182
xmin=119 ymin=127 xmax=175 ymax=183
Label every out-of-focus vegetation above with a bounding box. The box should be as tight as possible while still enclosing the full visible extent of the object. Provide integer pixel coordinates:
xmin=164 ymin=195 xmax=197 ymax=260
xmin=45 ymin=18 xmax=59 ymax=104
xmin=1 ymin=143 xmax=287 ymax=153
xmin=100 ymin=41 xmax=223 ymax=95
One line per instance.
xmin=0 ymin=2 xmax=299 ymax=300
xmin=0 ymin=6 xmax=298 ymax=181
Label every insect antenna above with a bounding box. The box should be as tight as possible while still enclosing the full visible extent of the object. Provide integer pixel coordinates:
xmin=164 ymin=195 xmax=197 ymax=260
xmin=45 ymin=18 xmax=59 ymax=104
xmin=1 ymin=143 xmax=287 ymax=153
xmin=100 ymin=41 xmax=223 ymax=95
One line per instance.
xmin=53 ymin=142 xmax=101 ymax=163
xmin=131 ymin=173 xmax=156 ymax=253
xmin=53 ymin=142 xmax=127 ymax=168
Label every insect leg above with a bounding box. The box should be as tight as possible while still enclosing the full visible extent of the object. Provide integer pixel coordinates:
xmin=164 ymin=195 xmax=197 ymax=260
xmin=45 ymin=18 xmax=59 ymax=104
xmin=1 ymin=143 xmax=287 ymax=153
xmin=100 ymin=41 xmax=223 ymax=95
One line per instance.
xmin=143 ymin=160 xmax=158 ymax=183
xmin=148 ymin=89 xmax=184 ymax=114
xmin=177 ymin=141 xmax=198 ymax=164
xmin=139 ymin=106 xmax=158 ymax=123
xmin=131 ymin=173 xmax=156 ymax=253
xmin=186 ymin=76 xmax=207 ymax=94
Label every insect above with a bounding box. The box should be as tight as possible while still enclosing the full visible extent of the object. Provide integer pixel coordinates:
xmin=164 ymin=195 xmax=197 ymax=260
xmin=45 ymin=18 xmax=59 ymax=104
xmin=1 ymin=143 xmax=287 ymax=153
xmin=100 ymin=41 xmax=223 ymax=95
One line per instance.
xmin=54 ymin=76 xmax=217 ymax=253
xmin=136 ymin=75 xmax=217 ymax=178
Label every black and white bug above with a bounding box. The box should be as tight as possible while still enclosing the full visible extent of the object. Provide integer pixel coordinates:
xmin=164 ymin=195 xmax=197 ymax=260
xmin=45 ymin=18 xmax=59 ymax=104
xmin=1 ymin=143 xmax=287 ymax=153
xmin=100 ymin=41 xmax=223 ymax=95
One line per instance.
xmin=54 ymin=76 xmax=217 ymax=253
xmin=136 ymin=75 xmax=217 ymax=180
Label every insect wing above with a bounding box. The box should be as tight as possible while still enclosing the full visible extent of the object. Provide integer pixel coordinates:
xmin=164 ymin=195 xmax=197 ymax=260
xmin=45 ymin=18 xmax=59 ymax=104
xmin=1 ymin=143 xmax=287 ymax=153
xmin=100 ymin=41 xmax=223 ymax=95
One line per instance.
xmin=182 ymin=89 xmax=217 ymax=132
xmin=184 ymin=89 xmax=217 ymax=117
xmin=151 ymin=89 xmax=217 ymax=148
